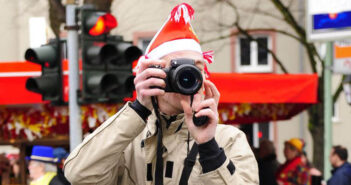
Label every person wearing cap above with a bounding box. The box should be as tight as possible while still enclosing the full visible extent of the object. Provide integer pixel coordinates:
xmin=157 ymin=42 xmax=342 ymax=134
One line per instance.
xmin=327 ymin=145 xmax=351 ymax=185
xmin=28 ymin=145 xmax=65 ymax=185
xmin=276 ymin=138 xmax=310 ymax=185
xmin=64 ymin=3 xmax=258 ymax=185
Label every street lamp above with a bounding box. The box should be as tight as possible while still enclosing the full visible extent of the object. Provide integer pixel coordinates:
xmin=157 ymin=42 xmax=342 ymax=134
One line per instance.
xmin=343 ymin=75 xmax=351 ymax=105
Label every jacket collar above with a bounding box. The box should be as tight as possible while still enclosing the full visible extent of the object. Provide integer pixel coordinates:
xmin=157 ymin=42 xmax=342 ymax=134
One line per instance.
xmin=143 ymin=111 xmax=193 ymax=157
xmin=145 ymin=111 xmax=188 ymax=138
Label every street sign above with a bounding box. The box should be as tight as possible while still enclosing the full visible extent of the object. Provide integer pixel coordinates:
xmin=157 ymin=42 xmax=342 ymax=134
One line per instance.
xmin=333 ymin=40 xmax=351 ymax=74
xmin=307 ymin=0 xmax=351 ymax=41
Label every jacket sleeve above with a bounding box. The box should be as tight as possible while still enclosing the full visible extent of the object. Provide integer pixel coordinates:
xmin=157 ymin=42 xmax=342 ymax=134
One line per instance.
xmin=198 ymin=125 xmax=259 ymax=185
xmin=63 ymin=103 xmax=147 ymax=185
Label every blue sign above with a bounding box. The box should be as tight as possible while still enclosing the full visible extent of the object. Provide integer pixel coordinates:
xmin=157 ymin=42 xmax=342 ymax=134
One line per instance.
xmin=313 ymin=11 xmax=351 ymax=30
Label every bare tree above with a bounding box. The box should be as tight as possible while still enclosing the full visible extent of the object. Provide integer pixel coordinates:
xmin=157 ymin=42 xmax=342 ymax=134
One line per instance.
xmin=197 ymin=0 xmax=345 ymax=172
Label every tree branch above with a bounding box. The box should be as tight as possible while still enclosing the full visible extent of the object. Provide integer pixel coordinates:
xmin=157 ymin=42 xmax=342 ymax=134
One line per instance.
xmin=333 ymin=75 xmax=345 ymax=103
xmin=49 ymin=0 xmax=65 ymax=37
xmin=270 ymin=0 xmax=320 ymax=73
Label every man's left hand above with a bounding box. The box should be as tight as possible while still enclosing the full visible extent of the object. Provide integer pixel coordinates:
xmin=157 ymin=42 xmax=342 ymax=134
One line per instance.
xmin=180 ymin=80 xmax=220 ymax=144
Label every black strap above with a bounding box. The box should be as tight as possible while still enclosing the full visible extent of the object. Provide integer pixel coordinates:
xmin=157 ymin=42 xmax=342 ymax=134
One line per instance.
xmin=155 ymin=122 xmax=164 ymax=185
xmin=179 ymin=143 xmax=198 ymax=185
xmin=152 ymin=96 xmax=164 ymax=185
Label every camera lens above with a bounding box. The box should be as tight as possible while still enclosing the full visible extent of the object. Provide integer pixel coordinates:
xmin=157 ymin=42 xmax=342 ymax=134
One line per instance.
xmin=179 ymin=69 xmax=196 ymax=88
xmin=172 ymin=64 xmax=203 ymax=95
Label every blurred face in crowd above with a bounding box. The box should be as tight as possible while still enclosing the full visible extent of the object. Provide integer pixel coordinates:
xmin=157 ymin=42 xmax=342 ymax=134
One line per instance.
xmin=28 ymin=160 xmax=45 ymax=180
xmin=329 ymin=148 xmax=339 ymax=168
xmin=157 ymin=50 xmax=205 ymax=115
xmin=284 ymin=143 xmax=299 ymax=161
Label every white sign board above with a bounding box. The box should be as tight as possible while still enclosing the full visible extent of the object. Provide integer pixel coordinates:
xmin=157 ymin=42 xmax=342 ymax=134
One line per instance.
xmin=307 ymin=0 xmax=351 ymax=41
xmin=333 ymin=41 xmax=351 ymax=74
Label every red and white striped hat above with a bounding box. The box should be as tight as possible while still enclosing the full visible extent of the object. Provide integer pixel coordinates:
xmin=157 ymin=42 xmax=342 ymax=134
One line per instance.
xmin=145 ymin=3 xmax=202 ymax=59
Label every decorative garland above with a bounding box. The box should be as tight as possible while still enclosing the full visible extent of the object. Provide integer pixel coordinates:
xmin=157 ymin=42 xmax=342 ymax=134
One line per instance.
xmin=0 ymin=103 xmax=310 ymax=140
xmin=218 ymin=103 xmax=311 ymax=124
xmin=0 ymin=104 xmax=122 ymax=141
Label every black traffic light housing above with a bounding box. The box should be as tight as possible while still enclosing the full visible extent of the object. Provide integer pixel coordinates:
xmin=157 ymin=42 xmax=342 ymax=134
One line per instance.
xmin=25 ymin=39 xmax=64 ymax=105
xmin=80 ymin=6 xmax=142 ymax=103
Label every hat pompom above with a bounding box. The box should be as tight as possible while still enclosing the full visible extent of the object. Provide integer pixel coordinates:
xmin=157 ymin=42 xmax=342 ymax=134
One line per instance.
xmin=170 ymin=3 xmax=194 ymax=23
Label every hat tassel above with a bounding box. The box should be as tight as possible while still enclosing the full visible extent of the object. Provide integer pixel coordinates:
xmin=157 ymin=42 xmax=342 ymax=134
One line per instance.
xmin=170 ymin=3 xmax=194 ymax=23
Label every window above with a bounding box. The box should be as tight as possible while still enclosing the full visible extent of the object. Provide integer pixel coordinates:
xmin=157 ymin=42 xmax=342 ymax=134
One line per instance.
xmin=236 ymin=35 xmax=273 ymax=73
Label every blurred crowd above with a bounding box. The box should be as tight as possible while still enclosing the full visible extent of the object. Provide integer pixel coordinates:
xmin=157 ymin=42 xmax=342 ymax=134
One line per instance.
xmin=256 ymin=138 xmax=351 ymax=185
xmin=0 ymin=138 xmax=350 ymax=185
xmin=0 ymin=146 xmax=70 ymax=185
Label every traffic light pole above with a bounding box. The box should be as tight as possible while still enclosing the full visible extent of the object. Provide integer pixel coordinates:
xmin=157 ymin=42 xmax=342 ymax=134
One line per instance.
xmin=324 ymin=41 xmax=333 ymax=180
xmin=66 ymin=4 xmax=82 ymax=152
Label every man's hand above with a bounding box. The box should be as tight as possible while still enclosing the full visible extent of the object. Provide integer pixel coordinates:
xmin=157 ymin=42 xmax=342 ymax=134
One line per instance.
xmin=180 ymin=80 xmax=220 ymax=144
xmin=134 ymin=57 xmax=167 ymax=110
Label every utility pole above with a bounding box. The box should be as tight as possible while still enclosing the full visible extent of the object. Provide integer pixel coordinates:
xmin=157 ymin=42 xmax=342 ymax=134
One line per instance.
xmin=324 ymin=41 xmax=333 ymax=180
xmin=66 ymin=0 xmax=82 ymax=152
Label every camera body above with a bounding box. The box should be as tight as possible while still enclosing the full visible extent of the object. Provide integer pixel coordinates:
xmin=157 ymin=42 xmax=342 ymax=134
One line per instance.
xmin=153 ymin=58 xmax=203 ymax=95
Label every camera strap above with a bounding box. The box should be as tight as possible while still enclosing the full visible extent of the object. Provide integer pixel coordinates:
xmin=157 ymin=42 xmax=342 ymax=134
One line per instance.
xmin=151 ymin=96 xmax=164 ymax=185
xmin=151 ymin=95 xmax=198 ymax=185
xmin=179 ymin=142 xmax=198 ymax=185
xmin=178 ymin=95 xmax=199 ymax=185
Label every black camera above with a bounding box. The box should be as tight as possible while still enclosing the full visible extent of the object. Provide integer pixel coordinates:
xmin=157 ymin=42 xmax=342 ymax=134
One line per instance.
xmin=152 ymin=58 xmax=203 ymax=95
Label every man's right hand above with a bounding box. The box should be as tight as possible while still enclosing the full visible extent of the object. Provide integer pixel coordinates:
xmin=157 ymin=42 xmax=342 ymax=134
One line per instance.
xmin=134 ymin=56 xmax=167 ymax=110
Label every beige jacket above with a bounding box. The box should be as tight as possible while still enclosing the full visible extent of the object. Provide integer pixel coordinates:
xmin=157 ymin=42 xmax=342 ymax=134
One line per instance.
xmin=64 ymin=103 xmax=259 ymax=185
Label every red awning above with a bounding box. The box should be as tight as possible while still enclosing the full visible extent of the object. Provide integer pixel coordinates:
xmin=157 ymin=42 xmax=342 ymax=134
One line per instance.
xmin=210 ymin=73 xmax=317 ymax=104
xmin=209 ymin=73 xmax=318 ymax=124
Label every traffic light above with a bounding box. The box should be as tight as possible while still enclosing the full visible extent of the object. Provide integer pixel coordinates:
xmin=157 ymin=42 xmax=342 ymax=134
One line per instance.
xmin=80 ymin=6 xmax=142 ymax=103
xmin=105 ymin=36 xmax=142 ymax=101
xmin=25 ymin=39 xmax=63 ymax=105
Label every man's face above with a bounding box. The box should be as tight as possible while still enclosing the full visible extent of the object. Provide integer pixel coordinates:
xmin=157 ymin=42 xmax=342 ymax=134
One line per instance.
xmin=28 ymin=160 xmax=45 ymax=180
xmin=329 ymin=148 xmax=338 ymax=168
xmin=158 ymin=50 xmax=205 ymax=115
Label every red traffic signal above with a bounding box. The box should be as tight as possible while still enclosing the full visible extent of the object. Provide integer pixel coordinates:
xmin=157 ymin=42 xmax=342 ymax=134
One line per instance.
xmin=82 ymin=8 xmax=118 ymax=37
xmin=89 ymin=13 xmax=118 ymax=36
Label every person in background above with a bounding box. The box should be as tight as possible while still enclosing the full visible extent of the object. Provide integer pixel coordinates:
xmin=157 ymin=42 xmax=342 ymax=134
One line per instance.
xmin=301 ymin=151 xmax=322 ymax=185
xmin=276 ymin=138 xmax=310 ymax=185
xmin=257 ymin=139 xmax=280 ymax=185
xmin=53 ymin=147 xmax=71 ymax=185
xmin=28 ymin=145 xmax=65 ymax=185
xmin=7 ymin=153 xmax=21 ymax=184
xmin=0 ymin=153 xmax=10 ymax=184
xmin=327 ymin=145 xmax=351 ymax=185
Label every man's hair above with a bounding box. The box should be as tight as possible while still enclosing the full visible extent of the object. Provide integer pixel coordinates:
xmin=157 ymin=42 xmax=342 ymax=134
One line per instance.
xmin=259 ymin=139 xmax=276 ymax=156
xmin=332 ymin=145 xmax=348 ymax=161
